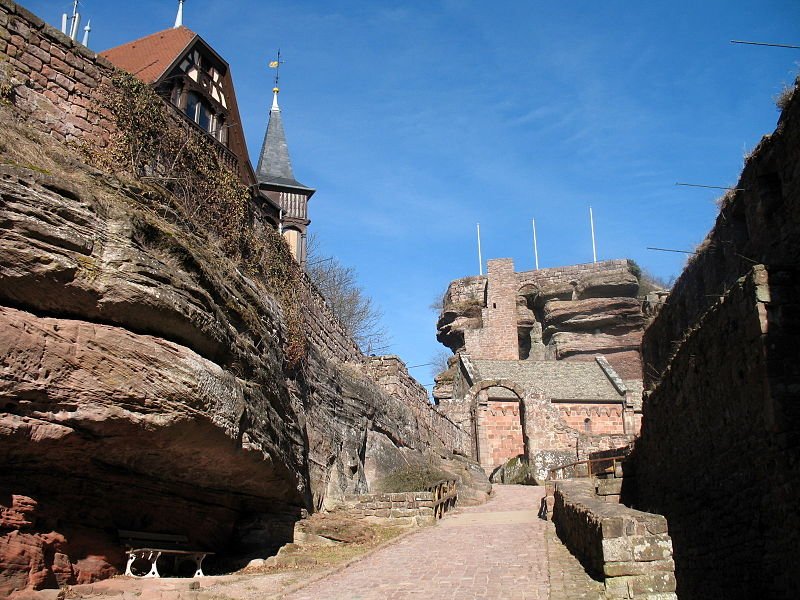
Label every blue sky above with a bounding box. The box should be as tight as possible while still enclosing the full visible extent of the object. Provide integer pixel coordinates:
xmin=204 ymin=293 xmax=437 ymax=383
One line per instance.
xmin=28 ymin=0 xmax=800 ymax=385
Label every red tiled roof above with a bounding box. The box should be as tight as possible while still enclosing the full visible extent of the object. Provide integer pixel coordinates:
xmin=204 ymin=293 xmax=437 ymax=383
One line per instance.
xmin=100 ymin=26 xmax=197 ymax=84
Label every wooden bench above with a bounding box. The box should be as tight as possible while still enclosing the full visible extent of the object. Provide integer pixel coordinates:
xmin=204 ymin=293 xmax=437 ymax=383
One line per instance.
xmin=118 ymin=530 xmax=214 ymax=578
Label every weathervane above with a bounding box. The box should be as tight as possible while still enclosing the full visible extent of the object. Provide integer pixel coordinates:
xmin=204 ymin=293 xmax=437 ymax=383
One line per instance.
xmin=269 ymin=49 xmax=285 ymax=91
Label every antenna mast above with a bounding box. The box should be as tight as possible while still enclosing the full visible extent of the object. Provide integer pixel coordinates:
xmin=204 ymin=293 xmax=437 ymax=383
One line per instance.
xmin=477 ymin=223 xmax=483 ymax=276
xmin=68 ymin=0 xmax=80 ymax=40
xmin=589 ymin=207 xmax=597 ymax=263
xmin=532 ymin=218 xmax=539 ymax=270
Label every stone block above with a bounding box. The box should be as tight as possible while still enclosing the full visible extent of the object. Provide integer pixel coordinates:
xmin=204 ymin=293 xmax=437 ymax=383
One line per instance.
xmin=596 ymin=478 xmax=623 ymax=496
xmin=642 ymin=515 xmax=668 ymax=535
xmin=11 ymin=3 xmax=45 ymax=30
xmin=375 ymin=509 xmax=390 ymax=518
xmin=631 ymin=536 xmax=672 ymax=562
xmin=629 ymin=572 xmax=677 ymax=595
xmin=604 ymin=575 xmax=633 ymax=598
xmin=26 ymin=44 xmax=49 ymax=64
xmin=602 ymin=537 xmax=633 ymax=562
xmin=7 ymin=15 xmax=31 ymax=40
xmin=604 ymin=558 xmax=675 ymax=577
xmin=601 ymin=516 xmax=624 ymax=538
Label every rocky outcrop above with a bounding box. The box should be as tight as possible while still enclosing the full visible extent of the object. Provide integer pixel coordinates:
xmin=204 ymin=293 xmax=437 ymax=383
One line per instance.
xmin=542 ymin=298 xmax=644 ymax=335
xmin=434 ymin=260 xmax=646 ymax=394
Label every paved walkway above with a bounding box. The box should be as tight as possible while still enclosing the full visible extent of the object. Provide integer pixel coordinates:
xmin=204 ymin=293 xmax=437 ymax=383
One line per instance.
xmin=66 ymin=485 xmax=602 ymax=600
xmin=284 ymin=485 xmax=586 ymax=600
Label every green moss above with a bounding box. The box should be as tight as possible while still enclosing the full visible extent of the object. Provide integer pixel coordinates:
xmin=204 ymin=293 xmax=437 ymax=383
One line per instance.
xmin=0 ymin=160 xmax=51 ymax=175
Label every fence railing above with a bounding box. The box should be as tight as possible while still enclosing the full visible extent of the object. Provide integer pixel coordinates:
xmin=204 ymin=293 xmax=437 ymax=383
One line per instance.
xmin=425 ymin=479 xmax=458 ymax=519
xmin=547 ymin=456 xmax=625 ymax=481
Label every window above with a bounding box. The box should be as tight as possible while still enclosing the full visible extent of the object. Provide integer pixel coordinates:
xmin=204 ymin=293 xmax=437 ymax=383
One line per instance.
xmin=184 ymin=92 xmax=214 ymax=134
xmin=184 ymin=92 xmax=200 ymax=120
xmin=197 ymin=102 xmax=211 ymax=131
xmin=214 ymin=115 xmax=227 ymax=144
xmin=583 ymin=418 xmax=591 ymax=433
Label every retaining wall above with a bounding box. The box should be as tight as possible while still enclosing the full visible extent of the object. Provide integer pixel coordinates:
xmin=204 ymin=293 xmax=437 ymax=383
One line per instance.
xmin=341 ymin=492 xmax=437 ymax=526
xmin=552 ymin=479 xmax=676 ymax=599
xmin=627 ymin=266 xmax=800 ymax=599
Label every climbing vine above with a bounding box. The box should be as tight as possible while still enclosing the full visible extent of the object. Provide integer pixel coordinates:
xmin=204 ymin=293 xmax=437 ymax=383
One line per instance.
xmin=92 ymin=71 xmax=309 ymax=369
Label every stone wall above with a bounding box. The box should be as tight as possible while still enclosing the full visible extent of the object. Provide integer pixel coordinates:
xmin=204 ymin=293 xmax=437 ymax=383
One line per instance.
xmin=299 ymin=272 xmax=362 ymax=363
xmin=340 ymin=492 xmax=438 ymax=526
xmin=557 ymin=403 xmax=625 ymax=435
xmin=0 ymin=1 xmax=115 ymax=145
xmin=626 ymin=81 xmax=800 ymax=600
xmin=363 ymin=355 xmax=470 ymax=455
xmin=626 ymin=266 xmax=800 ymax=599
xmin=552 ymin=479 xmax=676 ymax=599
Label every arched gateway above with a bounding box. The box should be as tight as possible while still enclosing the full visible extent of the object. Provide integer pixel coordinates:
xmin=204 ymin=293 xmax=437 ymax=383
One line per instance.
xmin=465 ymin=379 xmax=528 ymax=477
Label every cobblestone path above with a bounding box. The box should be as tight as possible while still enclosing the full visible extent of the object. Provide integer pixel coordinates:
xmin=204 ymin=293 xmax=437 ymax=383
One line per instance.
xmin=284 ymin=485 xmax=581 ymax=600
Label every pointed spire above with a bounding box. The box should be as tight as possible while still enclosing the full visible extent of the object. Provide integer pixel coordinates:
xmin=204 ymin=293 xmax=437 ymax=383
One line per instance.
xmin=174 ymin=0 xmax=185 ymax=28
xmin=81 ymin=19 xmax=91 ymax=47
xmin=256 ymin=56 xmax=312 ymax=191
xmin=256 ymin=88 xmax=303 ymax=187
xmin=271 ymin=87 xmax=280 ymax=112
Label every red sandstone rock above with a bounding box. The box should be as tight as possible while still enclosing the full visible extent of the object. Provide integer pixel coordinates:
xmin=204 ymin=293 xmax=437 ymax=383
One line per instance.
xmin=547 ymin=331 xmax=643 ymax=359
xmin=542 ymin=298 xmax=644 ymax=334
xmin=0 ymin=496 xmax=37 ymax=530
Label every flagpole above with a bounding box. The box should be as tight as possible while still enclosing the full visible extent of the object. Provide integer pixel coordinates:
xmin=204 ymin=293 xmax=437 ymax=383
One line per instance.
xmin=477 ymin=223 xmax=483 ymax=276
xmin=532 ymin=218 xmax=539 ymax=270
xmin=589 ymin=207 xmax=597 ymax=263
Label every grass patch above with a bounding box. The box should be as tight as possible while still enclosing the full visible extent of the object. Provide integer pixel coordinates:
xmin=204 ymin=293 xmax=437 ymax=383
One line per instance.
xmin=372 ymin=465 xmax=453 ymax=493
xmin=241 ymin=513 xmax=407 ymax=574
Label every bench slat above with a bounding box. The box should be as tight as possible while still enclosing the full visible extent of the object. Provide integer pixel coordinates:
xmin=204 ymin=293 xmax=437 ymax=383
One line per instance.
xmin=119 ymin=530 xmax=189 ymax=544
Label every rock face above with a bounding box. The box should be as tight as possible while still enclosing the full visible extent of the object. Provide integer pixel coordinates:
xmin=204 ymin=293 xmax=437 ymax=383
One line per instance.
xmin=0 ymin=45 xmax=478 ymax=597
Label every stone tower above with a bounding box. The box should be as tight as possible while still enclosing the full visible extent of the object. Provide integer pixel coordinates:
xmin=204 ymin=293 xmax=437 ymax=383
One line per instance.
xmin=255 ymin=87 xmax=315 ymax=265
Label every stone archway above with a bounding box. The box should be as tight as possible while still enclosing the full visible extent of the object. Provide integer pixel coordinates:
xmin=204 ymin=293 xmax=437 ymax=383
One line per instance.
xmin=465 ymin=379 xmax=528 ymax=477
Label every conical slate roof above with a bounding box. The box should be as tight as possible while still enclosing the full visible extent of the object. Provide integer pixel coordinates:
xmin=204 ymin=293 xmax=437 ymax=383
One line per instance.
xmin=256 ymin=91 xmax=313 ymax=191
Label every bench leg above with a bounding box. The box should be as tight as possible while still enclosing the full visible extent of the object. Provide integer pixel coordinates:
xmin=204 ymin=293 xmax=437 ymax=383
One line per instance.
xmin=125 ymin=552 xmax=135 ymax=577
xmin=144 ymin=551 xmax=162 ymax=578
xmin=192 ymin=553 xmax=207 ymax=577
